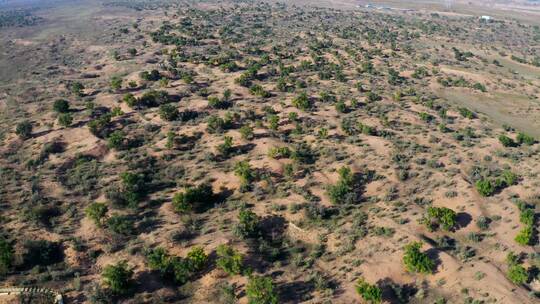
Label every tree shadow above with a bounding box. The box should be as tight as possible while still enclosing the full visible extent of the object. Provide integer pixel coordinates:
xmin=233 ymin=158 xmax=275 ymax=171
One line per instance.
xmin=31 ymin=129 xmax=54 ymax=138
xmin=424 ymin=248 xmax=443 ymax=274
xmin=277 ymin=280 xmax=315 ymax=303
xmin=235 ymin=143 xmax=256 ymax=154
xmin=259 ymin=215 xmax=286 ymax=240
xmin=456 ymin=212 xmax=472 ymax=229
xmin=376 ymin=277 xmax=417 ymax=304
xmin=135 ymin=270 xmax=168 ymax=293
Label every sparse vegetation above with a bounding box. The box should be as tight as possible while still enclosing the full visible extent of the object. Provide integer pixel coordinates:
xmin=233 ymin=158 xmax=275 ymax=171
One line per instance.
xmin=1 ymin=1 xmax=539 ymax=302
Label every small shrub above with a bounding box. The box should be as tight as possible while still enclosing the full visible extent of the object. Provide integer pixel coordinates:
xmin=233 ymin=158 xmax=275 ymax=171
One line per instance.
xmin=207 ymin=115 xmax=232 ymax=133
xmin=217 ymin=136 xmax=234 ymax=158
xmin=268 ymin=146 xmax=291 ymax=159
xmin=145 ymin=246 xmax=206 ymax=285
xmin=110 ymin=76 xmax=123 ymax=91
xmin=208 ymin=96 xmax=230 ymax=109
xmin=501 ymin=170 xmax=518 ymax=186
xmin=366 ymin=92 xmax=381 ymax=102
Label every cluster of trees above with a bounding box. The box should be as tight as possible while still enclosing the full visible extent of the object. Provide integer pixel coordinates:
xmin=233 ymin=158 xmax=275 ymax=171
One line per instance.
xmin=145 ymin=246 xmax=208 ymax=285
xmin=499 ymin=132 xmax=536 ymax=147
xmin=341 ymin=118 xmax=378 ymax=137
xmin=437 ymin=76 xmax=486 ymax=92
xmin=0 ymin=237 xmax=65 ymax=274
xmin=475 ymin=170 xmax=517 ymax=197
xmin=123 ymin=90 xmax=171 ymax=109
xmin=514 ymin=201 xmax=536 ymax=246
xmin=0 ymin=10 xmax=43 ymax=28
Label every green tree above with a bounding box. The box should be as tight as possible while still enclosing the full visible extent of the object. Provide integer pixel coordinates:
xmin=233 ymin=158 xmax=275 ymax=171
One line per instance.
xmin=423 ymin=207 xmax=457 ymax=231
xmin=53 ymin=99 xmax=70 ymax=113
xmin=240 ymin=125 xmax=254 ymax=140
xmin=123 ymin=93 xmax=137 ymax=108
xmin=107 ymin=130 xmax=125 ymax=150
xmin=216 ymin=244 xmax=244 ymax=275
xmin=292 ymin=92 xmax=310 ymax=111
xmin=403 ymin=242 xmax=434 ymax=274
xmin=186 ymin=246 xmax=208 ymax=272
xmin=234 ymin=161 xmax=254 ymax=189
xmin=16 ymin=121 xmax=32 ymax=139
xmin=0 ymin=237 xmax=14 ymax=274
xmin=159 ymin=104 xmax=178 ymax=121
xmin=516 ymin=132 xmax=535 ymax=145
xmin=327 ymin=167 xmax=358 ymax=205
xmin=507 ymin=265 xmax=528 ymax=285
xmin=335 ymin=100 xmax=347 ymax=113
xmin=223 ymin=89 xmax=232 ymax=102
xmin=172 ymin=184 xmax=214 ymax=214
xmin=58 ymin=113 xmax=73 ymax=127
xmin=355 ymin=278 xmax=382 ymax=303
xmin=71 ymin=82 xmax=85 ymax=96
xmin=234 ymin=209 xmax=260 ymax=239
xmin=110 ymin=76 xmax=123 ymax=91
xmin=514 ymin=225 xmax=533 ymax=246
xmin=246 ymin=275 xmax=279 ymax=304
xmin=102 ymin=261 xmax=134 ymax=296
xmin=106 ymin=214 xmax=134 ymax=235
xmin=217 ymin=136 xmax=234 ymax=158
xmin=476 ymin=179 xmax=494 ymax=197
xmin=85 ymin=202 xmax=108 ymax=227
xmin=498 ymin=135 xmax=515 ymax=147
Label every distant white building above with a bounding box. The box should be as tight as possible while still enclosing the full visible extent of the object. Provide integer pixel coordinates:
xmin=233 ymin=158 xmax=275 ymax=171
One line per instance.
xmin=481 ymin=16 xmax=492 ymax=21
